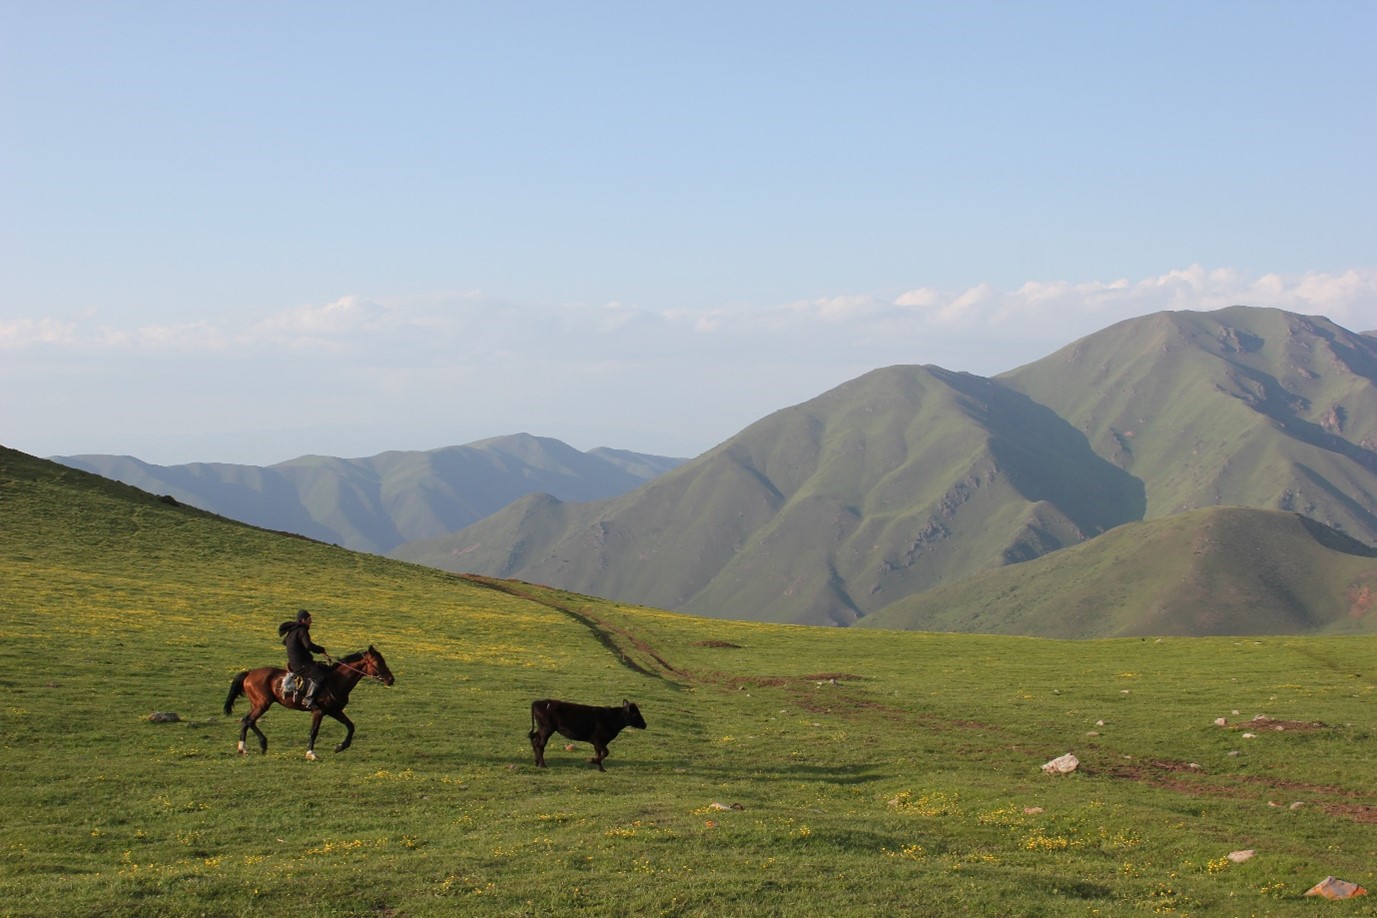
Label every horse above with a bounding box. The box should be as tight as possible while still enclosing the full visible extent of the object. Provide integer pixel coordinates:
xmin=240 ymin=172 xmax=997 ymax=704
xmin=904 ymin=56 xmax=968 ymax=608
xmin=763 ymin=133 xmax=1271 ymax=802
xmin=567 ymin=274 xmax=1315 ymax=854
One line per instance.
xmin=223 ymin=645 xmax=394 ymax=760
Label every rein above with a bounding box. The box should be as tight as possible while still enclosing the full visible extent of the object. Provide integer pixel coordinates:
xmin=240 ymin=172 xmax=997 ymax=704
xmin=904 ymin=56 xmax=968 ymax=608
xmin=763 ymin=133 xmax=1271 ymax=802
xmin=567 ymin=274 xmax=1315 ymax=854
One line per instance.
xmin=331 ymin=656 xmax=386 ymax=684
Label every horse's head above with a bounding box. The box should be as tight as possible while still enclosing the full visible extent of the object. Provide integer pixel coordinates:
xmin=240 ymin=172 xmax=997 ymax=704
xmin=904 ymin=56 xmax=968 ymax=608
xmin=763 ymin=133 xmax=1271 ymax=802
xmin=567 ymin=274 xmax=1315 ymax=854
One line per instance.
xmin=362 ymin=644 xmax=395 ymax=686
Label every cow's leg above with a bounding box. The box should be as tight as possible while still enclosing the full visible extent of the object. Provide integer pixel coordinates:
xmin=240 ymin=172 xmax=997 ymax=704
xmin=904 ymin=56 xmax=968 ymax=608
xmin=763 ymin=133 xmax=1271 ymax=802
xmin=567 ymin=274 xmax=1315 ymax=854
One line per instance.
xmin=331 ymin=711 xmax=355 ymax=753
xmin=590 ymin=742 xmax=609 ymax=772
xmin=530 ymin=727 xmax=549 ymax=767
xmin=305 ymin=710 xmax=325 ymax=761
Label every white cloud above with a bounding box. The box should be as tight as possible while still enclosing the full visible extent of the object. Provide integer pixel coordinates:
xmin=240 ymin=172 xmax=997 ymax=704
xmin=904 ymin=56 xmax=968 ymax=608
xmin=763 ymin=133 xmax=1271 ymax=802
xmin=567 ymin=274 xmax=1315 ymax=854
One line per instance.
xmin=251 ymin=295 xmax=391 ymax=345
xmin=9 ymin=264 xmax=1376 ymax=465
xmin=7 ymin=265 xmax=1375 ymax=370
xmin=0 ymin=318 xmax=78 ymax=348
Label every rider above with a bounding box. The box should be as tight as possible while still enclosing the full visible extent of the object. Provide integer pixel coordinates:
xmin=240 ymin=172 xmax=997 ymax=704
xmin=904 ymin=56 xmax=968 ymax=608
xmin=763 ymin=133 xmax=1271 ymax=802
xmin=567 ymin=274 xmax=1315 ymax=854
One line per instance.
xmin=278 ymin=609 xmax=331 ymax=710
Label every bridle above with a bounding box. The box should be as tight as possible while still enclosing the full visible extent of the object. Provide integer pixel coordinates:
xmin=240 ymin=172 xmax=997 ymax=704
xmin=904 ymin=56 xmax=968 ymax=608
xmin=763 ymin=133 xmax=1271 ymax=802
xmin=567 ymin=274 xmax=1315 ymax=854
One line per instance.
xmin=330 ymin=654 xmax=389 ymax=684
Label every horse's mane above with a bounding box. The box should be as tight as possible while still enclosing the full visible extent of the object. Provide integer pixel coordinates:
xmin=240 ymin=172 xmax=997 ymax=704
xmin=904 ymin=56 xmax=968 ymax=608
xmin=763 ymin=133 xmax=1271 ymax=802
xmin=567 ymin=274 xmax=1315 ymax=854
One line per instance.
xmin=334 ymin=649 xmax=368 ymax=666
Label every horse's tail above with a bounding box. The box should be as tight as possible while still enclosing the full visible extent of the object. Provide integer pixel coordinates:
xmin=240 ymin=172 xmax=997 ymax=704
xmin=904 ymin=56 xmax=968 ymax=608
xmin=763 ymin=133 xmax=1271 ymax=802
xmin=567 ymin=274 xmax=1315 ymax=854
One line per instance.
xmin=224 ymin=671 xmax=248 ymax=716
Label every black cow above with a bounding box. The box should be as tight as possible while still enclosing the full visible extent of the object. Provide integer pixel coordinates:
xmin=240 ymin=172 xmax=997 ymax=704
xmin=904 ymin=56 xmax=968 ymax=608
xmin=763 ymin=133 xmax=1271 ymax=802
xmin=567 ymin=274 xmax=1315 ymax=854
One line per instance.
xmin=529 ymin=698 xmax=646 ymax=771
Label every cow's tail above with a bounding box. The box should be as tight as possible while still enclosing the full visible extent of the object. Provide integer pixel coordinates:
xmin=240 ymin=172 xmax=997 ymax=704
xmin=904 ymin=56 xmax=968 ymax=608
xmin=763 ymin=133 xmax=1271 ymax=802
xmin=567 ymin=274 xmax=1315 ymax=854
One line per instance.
xmin=529 ymin=699 xmax=543 ymax=739
xmin=224 ymin=671 xmax=248 ymax=716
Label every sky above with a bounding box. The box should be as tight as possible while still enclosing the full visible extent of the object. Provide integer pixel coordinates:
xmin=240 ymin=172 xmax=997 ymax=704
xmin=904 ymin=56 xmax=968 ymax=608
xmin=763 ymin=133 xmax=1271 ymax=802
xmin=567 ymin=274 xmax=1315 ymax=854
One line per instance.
xmin=3 ymin=2 xmax=1375 ymax=465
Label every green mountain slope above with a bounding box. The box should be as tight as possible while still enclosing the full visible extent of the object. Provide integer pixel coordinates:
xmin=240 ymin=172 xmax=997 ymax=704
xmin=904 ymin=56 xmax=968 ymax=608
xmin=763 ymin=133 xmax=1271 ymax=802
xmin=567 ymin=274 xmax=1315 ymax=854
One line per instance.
xmin=395 ymin=366 xmax=1143 ymax=625
xmin=54 ymin=433 xmax=683 ymax=554
xmin=859 ymin=506 xmax=1377 ymax=637
xmin=998 ymin=306 xmax=1377 ymax=538
xmin=396 ymin=306 xmax=1377 ymax=628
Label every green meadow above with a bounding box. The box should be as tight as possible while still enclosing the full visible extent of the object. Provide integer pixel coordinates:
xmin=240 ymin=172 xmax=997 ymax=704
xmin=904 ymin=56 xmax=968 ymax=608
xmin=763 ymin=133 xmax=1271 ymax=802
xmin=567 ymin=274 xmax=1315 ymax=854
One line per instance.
xmin=4 ymin=446 xmax=1377 ymax=916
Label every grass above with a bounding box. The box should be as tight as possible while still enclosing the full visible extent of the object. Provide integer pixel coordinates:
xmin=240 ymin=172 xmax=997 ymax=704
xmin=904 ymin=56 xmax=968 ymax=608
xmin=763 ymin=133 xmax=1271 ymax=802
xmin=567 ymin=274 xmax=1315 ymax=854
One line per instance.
xmin=5 ymin=446 xmax=1377 ymax=916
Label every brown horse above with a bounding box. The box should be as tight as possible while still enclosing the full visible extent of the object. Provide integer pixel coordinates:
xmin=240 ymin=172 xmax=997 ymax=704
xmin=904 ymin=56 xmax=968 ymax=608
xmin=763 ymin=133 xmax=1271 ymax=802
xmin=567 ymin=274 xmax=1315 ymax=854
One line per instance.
xmin=224 ymin=645 xmax=394 ymax=760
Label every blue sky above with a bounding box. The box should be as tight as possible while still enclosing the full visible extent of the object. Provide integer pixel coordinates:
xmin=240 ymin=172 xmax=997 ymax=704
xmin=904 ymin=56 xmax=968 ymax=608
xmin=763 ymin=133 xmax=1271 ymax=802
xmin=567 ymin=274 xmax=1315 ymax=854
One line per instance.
xmin=3 ymin=2 xmax=1374 ymax=464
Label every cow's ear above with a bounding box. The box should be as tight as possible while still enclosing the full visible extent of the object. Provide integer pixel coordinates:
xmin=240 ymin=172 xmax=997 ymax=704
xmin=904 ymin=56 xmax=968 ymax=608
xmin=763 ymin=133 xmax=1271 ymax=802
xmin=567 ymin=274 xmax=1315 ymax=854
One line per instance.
xmin=623 ymin=699 xmax=631 ymax=708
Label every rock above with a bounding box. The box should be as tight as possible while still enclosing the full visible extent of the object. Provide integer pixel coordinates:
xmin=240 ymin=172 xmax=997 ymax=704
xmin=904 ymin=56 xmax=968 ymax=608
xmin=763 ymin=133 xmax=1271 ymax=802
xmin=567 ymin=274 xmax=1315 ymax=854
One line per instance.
xmin=1242 ymin=732 xmax=1257 ymax=739
xmin=148 ymin=711 xmax=180 ymax=723
xmin=1214 ymin=717 xmax=1228 ymax=726
xmin=1227 ymin=849 xmax=1255 ymax=863
xmin=1023 ymin=806 xmax=1044 ymax=815
xmin=709 ymin=802 xmax=744 ymax=811
xmin=1289 ymin=801 xmax=1305 ymax=810
xmin=1305 ymin=877 xmax=1367 ymax=899
xmin=1042 ymin=753 xmax=1079 ymax=775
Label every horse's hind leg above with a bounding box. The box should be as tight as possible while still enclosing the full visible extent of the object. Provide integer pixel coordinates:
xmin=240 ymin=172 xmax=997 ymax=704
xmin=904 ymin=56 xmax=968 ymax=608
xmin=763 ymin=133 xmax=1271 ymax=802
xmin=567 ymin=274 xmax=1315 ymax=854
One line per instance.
xmin=306 ymin=710 xmax=325 ymax=760
xmin=239 ymin=704 xmax=270 ymax=754
xmin=330 ymin=712 xmax=356 ymax=753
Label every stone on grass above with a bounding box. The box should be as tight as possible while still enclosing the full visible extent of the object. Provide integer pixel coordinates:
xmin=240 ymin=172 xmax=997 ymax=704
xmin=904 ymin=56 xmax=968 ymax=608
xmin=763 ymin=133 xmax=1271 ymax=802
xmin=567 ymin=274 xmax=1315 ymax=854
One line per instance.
xmin=1305 ymin=876 xmax=1367 ymax=899
xmin=1227 ymin=849 xmax=1255 ymax=863
xmin=1042 ymin=753 xmax=1079 ymax=775
xmin=148 ymin=711 xmax=180 ymax=723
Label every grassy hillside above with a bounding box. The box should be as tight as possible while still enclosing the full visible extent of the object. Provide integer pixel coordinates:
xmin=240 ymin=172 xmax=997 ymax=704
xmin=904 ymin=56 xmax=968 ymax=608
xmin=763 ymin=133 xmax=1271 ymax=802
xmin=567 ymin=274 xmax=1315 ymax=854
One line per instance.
xmin=55 ymin=434 xmax=683 ymax=555
xmin=999 ymin=306 xmax=1377 ymax=538
xmin=6 ymin=445 xmax=1377 ymax=915
xmin=860 ymin=507 xmax=1377 ymax=637
xmin=395 ymin=366 xmax=1143 ymax=625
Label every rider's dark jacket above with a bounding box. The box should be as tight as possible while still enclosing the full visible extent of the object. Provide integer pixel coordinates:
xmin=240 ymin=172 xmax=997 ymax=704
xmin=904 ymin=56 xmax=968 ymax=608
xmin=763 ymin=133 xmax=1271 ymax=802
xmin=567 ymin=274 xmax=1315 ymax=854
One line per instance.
xmin=279 ymin=621 xmax=326 ymax=675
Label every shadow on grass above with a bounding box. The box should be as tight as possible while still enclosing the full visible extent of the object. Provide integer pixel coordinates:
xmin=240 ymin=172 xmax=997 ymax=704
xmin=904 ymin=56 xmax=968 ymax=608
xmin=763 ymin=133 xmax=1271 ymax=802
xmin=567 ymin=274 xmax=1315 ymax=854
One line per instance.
xmin=499 ymin=752 xmax=890 ymax=786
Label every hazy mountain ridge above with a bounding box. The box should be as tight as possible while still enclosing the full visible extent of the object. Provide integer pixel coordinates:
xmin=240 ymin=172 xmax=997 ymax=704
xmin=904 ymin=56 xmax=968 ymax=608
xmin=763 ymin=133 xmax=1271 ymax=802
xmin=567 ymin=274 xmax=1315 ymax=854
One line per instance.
xmin=395 ymin=365 xmax=1145 ymax=624
xmin=54 ymin=434 xmax=685 ymax=554
xmin=394 ymin=306 xmax=1377 ymax=628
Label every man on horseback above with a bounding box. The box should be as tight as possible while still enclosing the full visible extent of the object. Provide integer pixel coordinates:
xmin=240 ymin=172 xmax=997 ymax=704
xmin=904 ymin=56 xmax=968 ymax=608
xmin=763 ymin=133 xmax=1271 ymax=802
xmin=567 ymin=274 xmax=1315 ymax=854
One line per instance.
xmin=278 ymin=609 xmax=330 ymax=710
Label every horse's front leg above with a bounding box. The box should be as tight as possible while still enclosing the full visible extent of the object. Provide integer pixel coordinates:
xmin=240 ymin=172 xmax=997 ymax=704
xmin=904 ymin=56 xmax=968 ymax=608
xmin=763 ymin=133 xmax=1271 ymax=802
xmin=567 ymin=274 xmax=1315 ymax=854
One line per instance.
xmin=305 ymin=710 xmax=325 ymax=761
xmin=331 ymin=711 xmax=356 ymax=753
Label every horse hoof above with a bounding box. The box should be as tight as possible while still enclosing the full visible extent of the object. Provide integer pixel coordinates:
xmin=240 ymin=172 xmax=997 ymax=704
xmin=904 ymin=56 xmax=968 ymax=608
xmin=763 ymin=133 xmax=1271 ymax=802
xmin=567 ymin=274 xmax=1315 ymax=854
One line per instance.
xmin=305 ymin=750 xmax=317 ymax=761
xmin=237 ymin=741 xmax=246 ymax=754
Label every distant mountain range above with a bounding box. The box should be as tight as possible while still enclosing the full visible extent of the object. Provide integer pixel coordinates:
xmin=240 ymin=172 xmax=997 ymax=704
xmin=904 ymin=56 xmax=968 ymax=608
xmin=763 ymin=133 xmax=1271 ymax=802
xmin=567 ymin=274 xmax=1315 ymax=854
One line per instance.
xmin=391 ymin=306 xmax=1377 ymax=630
xmin=54 ymin=435 xmax=685 ymax=554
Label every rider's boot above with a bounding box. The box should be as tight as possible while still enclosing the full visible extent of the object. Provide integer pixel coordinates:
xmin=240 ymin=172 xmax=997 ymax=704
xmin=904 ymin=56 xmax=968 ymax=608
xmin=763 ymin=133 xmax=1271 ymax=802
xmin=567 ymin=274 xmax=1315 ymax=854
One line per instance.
xmin=303 ymin=679 xmax=320 ymax=710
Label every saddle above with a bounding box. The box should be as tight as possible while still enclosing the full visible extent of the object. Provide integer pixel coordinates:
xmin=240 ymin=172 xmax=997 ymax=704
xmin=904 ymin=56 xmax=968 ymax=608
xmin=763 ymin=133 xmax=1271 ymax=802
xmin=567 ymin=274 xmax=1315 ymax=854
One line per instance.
xmin=281 ymin=672 xmax=314 ymax=703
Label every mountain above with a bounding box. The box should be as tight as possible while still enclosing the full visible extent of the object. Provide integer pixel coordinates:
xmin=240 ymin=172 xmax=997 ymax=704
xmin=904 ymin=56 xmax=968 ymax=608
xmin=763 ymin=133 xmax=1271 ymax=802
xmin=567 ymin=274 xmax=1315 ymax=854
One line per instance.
xmin=997 ymin=305 xmax=1377 ymax=537
xmin=857 ymin=506 xmax=1377 ymax=637
xmin=393 ymin=306 xmax=1377 ymax=627
xmin=53 ymin=434 xmax=684 ymax=554
xmin=394 ymin=365 xmax=1146 ymax=625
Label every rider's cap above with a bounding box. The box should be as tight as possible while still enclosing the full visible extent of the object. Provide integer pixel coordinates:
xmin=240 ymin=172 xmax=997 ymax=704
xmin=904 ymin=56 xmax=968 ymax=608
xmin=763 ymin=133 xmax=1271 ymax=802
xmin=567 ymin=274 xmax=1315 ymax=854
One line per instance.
xmin=297 ymin=609 xmax=311 ymax=621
